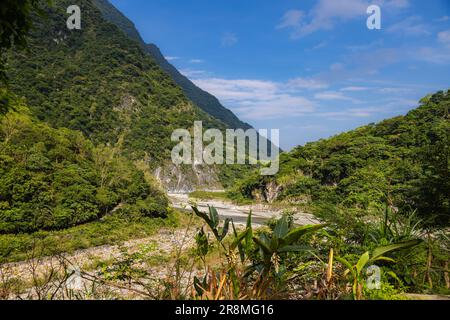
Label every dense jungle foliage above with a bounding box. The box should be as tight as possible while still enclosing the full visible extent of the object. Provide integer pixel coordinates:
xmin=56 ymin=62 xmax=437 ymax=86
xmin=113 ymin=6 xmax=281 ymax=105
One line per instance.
xmin=0 ymin=0 xmax=249 ymax=234
xmin=230 ymin=91 xmax=450 ymax=225
xmin=0 ymin=0 xmax=448 ymax=300
xmin=4 ymin=0 xmax=224 ymax=164
xmin=0 ymin=92 xmax=168 ymax=233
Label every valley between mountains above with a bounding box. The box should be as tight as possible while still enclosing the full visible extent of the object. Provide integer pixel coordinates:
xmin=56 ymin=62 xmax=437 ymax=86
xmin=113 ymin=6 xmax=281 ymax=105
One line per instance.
xmin=0 ymin=0 xmax=448 ymax=300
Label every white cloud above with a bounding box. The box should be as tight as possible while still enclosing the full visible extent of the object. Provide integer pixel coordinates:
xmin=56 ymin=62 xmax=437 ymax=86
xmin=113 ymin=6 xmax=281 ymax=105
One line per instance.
xmin=277 ymin=0 xmax=410 ymax=38
xmin=438 ymin=30 xmax=450 ymax=46
xmin=413 ymin=46 xmax=450 ymax=64
xmin=276 ymin=10 xmax=304 ymax=30
xmin=436 ymin=16 xmax=450 ymax=22
xmin=191 ymin=77 xmax=315 ymax=120
xmin=340 ymin=86 xmax=370 ymax=92
xmin=378 ymin=87 xmax=412 ymax=94
xmin=277 ymin=0 xmax=367 ymax=38
xmin=346 ymin=40 xmax=384 ymax=52
xmin=235 ymin=95 xmax=315 ymax=119
xmin=384 ymin=0 xmax=410 ymax=9
xmin=308 ymin=41 xmax=328 ymax=51
xmin=387 ymin=16 xmax=431 ymax=36
xmin=221 ymin=32 xmax=238 ymax=47
xmin=317 ymin=98 xmax=415 ymax=120
xmin=318 ymin=107 xmax=381 ymax=119
xmin=189 ymin=59 xmax=204 ymax=64
xmin=180 ymin=69 xmax=210 ymax=77
xmin=315 ymin=91 xmax=359 ymax=102
xmin=330 ymin=63 xmax=345 ymax=72
xmin=192 ymin=78 xmax=278 ymax=101
xmin=164 ymin=56 xmax=179 ymax=61
xmin=287 ymin=77 xmax=329 ymax=90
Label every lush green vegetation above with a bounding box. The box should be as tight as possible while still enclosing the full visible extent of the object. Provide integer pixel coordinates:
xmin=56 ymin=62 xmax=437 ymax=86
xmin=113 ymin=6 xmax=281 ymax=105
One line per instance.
xmin=0 ymin=92 xmax=168 ymax=233
xmin=88 ymin=205 xmax=446 ymax=300
xmin=210 ymin=92 xmax=450 ymax=298
xmin=0 ymin=0 xmax=247 ymax=237
xmin=4 ymin=0 xmax=224 ymax=165
xmin=187 ymin=205 xmax=448 ymax=299
xmin=0 ymin=0 xmax=448 ymax=301
xmin=92 ymin=0 xmax=252 ymax=131
xmin=188 ymin=191 xmax=229 ymax=201
xmin=0 ymin=209 xmax=184 ymax=264
xmin=230 ymin=91 xmax=450 ymax=225
xmin=0 ymin=0 xmax=49 ymax=85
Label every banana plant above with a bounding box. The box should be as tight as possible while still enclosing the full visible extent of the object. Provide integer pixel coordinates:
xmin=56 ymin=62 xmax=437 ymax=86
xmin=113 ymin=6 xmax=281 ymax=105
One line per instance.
xmin=192 ymin=206 xmax=252 ymax=299
xmin=336 ymin=239 xmax=423 ymax=300
xmin=232 ymin=210 xmax=253 ymax=263
xmin=252 ymin=214 xmax=326 ymax=275
xmin=192 ymin=206 xmax=231 ymax=244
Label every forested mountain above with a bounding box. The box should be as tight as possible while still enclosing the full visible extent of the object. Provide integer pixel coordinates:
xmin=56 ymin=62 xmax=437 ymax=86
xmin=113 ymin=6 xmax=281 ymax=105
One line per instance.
xmin=92 ymin=0 xmax=253 ymax=130
xmin=0 ymin=0 xmax=448 ymax=300
xmin=0 ymin=92 xmax=168 ymax=233
xmin=5 ymin=0 xmax=224 ymax=165
xmin=230 ymin=91 xmax=450 ymax=225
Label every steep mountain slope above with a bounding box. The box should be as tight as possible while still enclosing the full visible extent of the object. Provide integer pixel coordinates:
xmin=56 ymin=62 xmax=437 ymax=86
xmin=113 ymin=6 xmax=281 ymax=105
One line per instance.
xmin=230 ymin=91 xmax=449 ymax=224
xmin=92 ymin=0 xmax=252 ymax=130
xmin=92 ymin=0 xmax=144 ymax=44
xmin=0 ymin=92 xmax=168 ymax=233
xmin=5 ymin=0 xmax=223 ymax=164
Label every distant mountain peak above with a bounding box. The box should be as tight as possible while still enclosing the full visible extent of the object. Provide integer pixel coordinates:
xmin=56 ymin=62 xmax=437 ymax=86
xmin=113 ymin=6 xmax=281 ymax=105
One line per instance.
xmin=93 ymin=0 xmax=252 ymax=130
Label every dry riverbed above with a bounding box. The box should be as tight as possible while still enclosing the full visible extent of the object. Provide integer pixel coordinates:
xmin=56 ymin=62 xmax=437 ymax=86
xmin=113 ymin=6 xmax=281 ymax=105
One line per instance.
xmin=0 ymin=195 xmax=320 ymax=299
xmin=169 ymin=193 xmax=320 ymax=226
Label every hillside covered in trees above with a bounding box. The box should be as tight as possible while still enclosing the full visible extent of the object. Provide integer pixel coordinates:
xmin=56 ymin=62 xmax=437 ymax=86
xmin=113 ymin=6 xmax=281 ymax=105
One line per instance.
xmin=5 ymin=0 xmax=226 ymax=165
xmin=92 ymin=0 xmax=253 ymax=131
xmin=230 ymin=91 xmax=450 ymax=225
xmin=0 ymin=0 xmax=448 ymax=301
xmin=0 ymin=92 xmax=168 ymax=234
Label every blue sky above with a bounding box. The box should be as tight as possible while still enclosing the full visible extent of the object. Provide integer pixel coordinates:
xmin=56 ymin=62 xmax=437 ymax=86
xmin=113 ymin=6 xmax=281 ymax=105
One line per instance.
xmin=110 ymin=0 xmax=450 ymax=150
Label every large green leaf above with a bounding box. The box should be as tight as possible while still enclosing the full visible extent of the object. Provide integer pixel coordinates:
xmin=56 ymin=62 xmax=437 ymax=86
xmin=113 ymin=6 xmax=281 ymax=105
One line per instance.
xmin=356 ymin=251 xmax=370 ymax=275
xmin=245 ymin=211 xmax=253 ymax=252
xmin=192 ymin=206 xmax=212 ymax=227
xmin=371 ymin=239 xmax=423 ymax=261
xmin=192 ymin=206 xmax=230 ymax=242
xmin=218 ymin=218 xmax=231 ymax=241
xmin=335 ymin=256 xmax=356 ymax=278
xmin=231 ymin=227 xmax=251 ymax=251
xmin=273 ymin=214 xmax=289 ymax=240
xmin=208 ymin=205 xmax=219 ymax=228
xmin=372 ymin=256 xmax=396 ymax=263
xmin=280 ymin=224 xmax=326 ymax=246
xmin=231 ymin=221 xmax=245 ymax=262
xmin=253 ymin=235 xmax=272 ymax=255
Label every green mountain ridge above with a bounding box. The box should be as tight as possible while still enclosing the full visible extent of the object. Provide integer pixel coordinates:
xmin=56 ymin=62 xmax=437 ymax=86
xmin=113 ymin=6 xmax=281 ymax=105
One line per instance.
xmin=92 ymin=0 xmax=253 ymax=131
xmin=5 ymin=0 xmax=225 ymax=164
xmin=1 ymin=0 xmax=230 ymax=233
xmin=230 ymin=91 xmax=450 ymax=225
xmin=0 ymin=97 xmax=168 ymax=234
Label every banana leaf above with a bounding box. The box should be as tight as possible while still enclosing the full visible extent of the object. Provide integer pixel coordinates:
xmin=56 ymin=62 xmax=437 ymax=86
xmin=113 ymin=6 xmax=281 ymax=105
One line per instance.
xmin=280 ymin=224 xmax=326 ymax=246
xmin=371 ymin=239 xmax=423 ymax=261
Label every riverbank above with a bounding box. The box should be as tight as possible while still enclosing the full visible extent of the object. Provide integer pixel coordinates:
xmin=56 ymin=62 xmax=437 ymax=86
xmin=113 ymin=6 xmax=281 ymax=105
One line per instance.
xmin=170 ymin=193 xmax=320 ymax=226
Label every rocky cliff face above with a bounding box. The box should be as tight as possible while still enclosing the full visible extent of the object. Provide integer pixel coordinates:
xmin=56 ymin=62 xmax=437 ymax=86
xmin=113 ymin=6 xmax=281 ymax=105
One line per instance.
xmin=154 ymin=164 xmax=223 ymax=193
xmin=264 ymin=180 xmax=283 ymax=203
